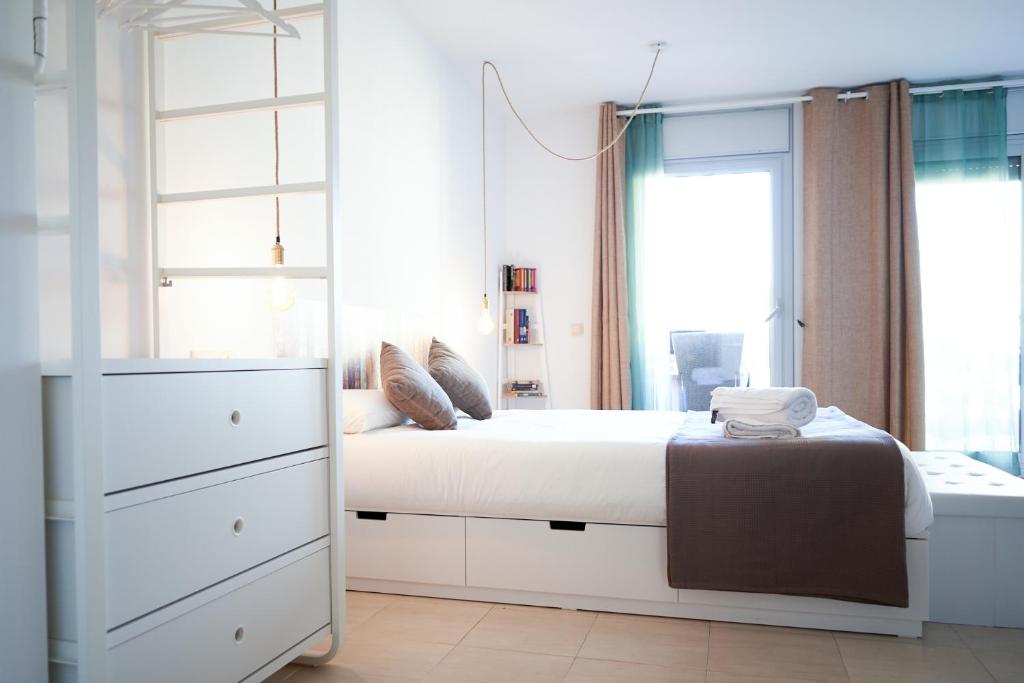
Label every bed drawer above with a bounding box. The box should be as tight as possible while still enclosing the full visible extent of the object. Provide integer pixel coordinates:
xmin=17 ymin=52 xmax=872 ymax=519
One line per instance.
xmin=466 ymin=517 xmax=678 ymax=603
xmin=108 ymin=546 xmax=330 ymax=683
xmin=102 ymin=369 xmax=327 ymax=492
xmin=106 ymin=455 xmax=329 ymax=628
xmin=346 ymin=511 xmax=466 ymax=586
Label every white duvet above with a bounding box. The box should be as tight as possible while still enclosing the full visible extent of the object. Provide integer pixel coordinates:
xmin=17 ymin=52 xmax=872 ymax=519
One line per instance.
xmin=344 ymin=408 xmax=934 ymax=536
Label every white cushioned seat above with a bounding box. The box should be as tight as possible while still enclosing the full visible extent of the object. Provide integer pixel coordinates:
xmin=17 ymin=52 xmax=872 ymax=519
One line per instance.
xmin=913 ymin=451 xmax=1024 ymax=627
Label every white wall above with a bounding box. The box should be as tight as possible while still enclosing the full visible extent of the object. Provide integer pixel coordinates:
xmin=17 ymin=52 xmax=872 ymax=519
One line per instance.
xmin=339 ymin=0 xmax=501 ymax=389
xmin=0 ymin=1 xmax=48 ymax=678
xmin=500 ymin=105 xmax=598 ymax=408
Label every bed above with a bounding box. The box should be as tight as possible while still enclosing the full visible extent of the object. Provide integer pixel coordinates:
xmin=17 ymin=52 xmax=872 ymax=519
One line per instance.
xmin=344 ymin=409 xmax=933 ymax=636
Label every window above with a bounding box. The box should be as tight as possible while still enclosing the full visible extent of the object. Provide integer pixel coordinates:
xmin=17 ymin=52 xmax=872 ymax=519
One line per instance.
xmin=916 ymin=150 xmax=1023 ymax=472
xmin=637 ymin=153 xmax=794 ymax=410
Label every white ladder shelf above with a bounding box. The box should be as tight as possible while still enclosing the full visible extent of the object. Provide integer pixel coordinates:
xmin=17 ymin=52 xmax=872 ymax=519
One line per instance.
xmin=497 ymin=288 xmax=553 ymax=409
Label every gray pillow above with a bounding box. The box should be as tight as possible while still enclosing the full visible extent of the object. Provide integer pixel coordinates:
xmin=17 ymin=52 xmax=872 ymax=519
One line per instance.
xmin=380 ymin=341 xmax=457 ymax=430
xmin=428 ymin=337 xmax=493 ymax=420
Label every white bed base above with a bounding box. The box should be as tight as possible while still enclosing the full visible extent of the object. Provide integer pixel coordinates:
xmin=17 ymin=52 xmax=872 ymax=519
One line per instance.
xmin=345 ymin=511 xmax=928 ymax=638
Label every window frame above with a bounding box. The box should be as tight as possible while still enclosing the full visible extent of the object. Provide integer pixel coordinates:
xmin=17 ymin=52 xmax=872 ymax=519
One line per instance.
xmin=661 ymin=152 xmax=796 ymax=387
xmin=1010 ymin=135 xmax=1024 ymax=456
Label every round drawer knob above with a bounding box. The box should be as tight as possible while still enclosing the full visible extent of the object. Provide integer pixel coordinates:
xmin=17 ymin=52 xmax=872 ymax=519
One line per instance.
xmin=230 ymin=410 xmax=242 ymax=426
xmin=233 ymin=517 xmax=245 ymax=536
xmin=234 ymin=626 xmax=245 ymax=644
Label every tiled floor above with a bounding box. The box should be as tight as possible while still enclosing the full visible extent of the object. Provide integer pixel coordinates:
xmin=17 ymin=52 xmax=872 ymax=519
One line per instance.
xmin=266 ymin=591 xmax=1024 ymax=682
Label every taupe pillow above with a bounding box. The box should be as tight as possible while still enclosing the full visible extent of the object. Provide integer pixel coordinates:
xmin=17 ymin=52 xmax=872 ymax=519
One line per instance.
xmin=428 ymin=337 xmax=493 ymax=420
xmin=380 ymin=341 xmax=457 ymax=430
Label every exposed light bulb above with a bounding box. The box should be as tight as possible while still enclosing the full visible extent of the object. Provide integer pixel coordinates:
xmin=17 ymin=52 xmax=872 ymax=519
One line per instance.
xmin=269 ymin=240 xmax=295 ymax=312
xmin=476 ymin=295 xmax=495 ymax=335
xmin=270 ymin=274 xmax=295 ymax=312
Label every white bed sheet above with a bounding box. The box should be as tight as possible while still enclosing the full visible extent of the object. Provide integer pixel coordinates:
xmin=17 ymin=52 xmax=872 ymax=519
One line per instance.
xmin=344 ymin=408 xmax=934 ymax=536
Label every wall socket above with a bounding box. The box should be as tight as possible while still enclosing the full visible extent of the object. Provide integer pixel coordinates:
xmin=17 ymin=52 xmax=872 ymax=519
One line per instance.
xmin=570 ymin=323 xmax=584 ymax=337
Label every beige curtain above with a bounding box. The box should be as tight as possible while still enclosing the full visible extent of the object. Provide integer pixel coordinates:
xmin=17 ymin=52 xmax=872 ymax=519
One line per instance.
xmin=590 ymin=102 xmax=632 ymax=409
xmin=802 ymin=81 xmax=925 ymax=449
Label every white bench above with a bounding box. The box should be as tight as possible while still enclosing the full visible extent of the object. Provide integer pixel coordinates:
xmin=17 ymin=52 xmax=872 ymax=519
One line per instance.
xmin=914 ymin=451 xmax=1024 ymax=627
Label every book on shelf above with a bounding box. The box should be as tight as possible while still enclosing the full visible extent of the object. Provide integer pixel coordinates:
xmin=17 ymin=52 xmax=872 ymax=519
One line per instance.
xmin=508 ymin=380 xmax=541 ymax=390
xmin=505 ymin=380 xmax=544 ymax=398
xmin=504 ymin=307 xmax=532 ymax=344
xmin=501 ymin=264 xmax=538 ymax=292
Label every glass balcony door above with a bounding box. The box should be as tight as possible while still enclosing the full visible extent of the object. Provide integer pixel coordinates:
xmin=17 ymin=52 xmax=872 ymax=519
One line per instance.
xmin=640 ymin=155 xmax=793 ymax=410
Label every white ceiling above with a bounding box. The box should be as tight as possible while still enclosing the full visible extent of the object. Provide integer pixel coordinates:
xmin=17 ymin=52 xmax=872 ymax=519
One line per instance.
xmin=394 ymin=0 xmax=1024 ymax=111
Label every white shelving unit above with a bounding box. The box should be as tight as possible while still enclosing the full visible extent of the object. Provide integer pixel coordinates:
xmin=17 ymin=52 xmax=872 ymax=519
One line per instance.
xmin=497 ymin=286 xmax=552 ymax=409
xmin=146 ymin=14 xmax=333 ymax=355
xmin=35 ymin=2 xmax=345 ymax=680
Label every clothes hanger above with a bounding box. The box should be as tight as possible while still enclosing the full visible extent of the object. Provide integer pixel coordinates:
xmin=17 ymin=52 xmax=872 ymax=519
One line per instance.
xmin=98 ymin=0 xmax=300 ymax=38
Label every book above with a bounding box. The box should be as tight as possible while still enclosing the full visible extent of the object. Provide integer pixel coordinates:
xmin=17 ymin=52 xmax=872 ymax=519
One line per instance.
xmin=503 ymin=308 xmax=542 ymax=344
xmin=501 ymin=264 xmax=539 ymax=293
xmin=504 ymin=308 xmax=514 ymax=345
xmin=506 ymin=308 xmax=531 ymax=344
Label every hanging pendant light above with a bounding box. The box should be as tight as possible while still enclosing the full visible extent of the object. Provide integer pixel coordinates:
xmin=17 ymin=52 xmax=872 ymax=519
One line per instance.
xmin=474 ymin=45 xmax=662 ymax=334
xmin=268 ymin=2 xmax=295 ymax=312
xmin=477 ymin=61 xmax=494 ymax=335
xmin=269 ymin=234 xmax=294 ymax=311
xmin=476 ymin=295 xmax=495 ymax=335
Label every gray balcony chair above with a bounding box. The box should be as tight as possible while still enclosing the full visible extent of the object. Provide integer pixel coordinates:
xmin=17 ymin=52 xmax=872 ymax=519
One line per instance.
xmin=669 ymin=331 xmax=745 ymax=411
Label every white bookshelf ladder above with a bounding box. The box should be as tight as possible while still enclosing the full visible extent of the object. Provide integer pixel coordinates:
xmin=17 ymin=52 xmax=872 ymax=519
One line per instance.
xmin=498 ymin=283 xmax=553 ymax=409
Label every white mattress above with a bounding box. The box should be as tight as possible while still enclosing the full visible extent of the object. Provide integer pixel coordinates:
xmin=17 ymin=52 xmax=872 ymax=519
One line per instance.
xmin=344 ymin=408 xmax=934 ymax=536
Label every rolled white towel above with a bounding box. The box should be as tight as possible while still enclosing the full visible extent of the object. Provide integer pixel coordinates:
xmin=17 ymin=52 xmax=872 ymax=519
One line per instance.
xmin=710 ymin=386 xmax=817 ymax=428
xmin=722 ymin=418 xmax=801 ymax=440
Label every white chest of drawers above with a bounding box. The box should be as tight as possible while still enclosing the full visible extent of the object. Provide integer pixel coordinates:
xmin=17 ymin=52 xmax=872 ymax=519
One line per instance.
xmin=43 ymin=359 xmax=342 ymax=683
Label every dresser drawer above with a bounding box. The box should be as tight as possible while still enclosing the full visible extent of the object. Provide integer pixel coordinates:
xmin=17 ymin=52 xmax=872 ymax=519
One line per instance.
xmin=102 ymin=369 xmax=327 ymax=491
xmin=108 ymin=546 xmax=330 ymax=683
xmin=106 ymin=454 xmax=329 ymax=627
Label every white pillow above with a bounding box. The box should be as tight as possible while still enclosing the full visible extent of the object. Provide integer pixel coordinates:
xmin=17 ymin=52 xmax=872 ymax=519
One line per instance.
xmin=342 ymin=389 xmax=409 ymax=434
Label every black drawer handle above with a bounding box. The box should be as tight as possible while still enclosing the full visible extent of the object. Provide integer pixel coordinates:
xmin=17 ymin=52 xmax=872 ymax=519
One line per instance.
xmin=549 ymin=520 xmax=586 ymax=531
xmin=356 ymin=511 xmax=388 ymax=521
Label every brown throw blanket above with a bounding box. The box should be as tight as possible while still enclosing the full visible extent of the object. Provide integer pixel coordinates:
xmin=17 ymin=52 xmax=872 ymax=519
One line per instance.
xmin=666 ymin=409 xmax=907 ymax=606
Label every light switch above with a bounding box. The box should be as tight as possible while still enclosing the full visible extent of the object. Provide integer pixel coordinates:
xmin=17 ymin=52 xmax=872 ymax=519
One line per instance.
xmin=570 ymin=323 xmax=584 ymax=336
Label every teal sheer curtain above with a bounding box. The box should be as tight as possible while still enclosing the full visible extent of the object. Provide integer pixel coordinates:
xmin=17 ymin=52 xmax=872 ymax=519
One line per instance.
xmin=624 ymin=113 xmax=663 ymax=410
xmin=912 ymin=86 xmax=1020 ymax=475
xmin=913 ymin=87 xmax=1008 ymax=182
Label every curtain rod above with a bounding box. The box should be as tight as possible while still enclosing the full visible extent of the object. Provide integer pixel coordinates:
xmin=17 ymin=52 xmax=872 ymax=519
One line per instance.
xmin=616 ymin=77 xmax=1024 ymax=116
